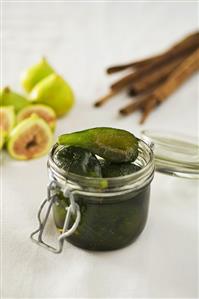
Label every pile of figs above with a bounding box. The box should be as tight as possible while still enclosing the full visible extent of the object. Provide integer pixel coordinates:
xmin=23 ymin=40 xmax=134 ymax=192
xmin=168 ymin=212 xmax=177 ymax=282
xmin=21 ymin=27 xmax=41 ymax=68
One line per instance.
xmin=0 ymin=58 xmax=74 ymax=160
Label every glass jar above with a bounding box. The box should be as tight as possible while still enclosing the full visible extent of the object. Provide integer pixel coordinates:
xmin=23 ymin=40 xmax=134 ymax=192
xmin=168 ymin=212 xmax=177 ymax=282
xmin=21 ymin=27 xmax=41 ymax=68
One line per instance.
xmin=31 ymin=139 xmax=154 ymax=253
xmin=30 ymin=130 xmax=198 ymax=253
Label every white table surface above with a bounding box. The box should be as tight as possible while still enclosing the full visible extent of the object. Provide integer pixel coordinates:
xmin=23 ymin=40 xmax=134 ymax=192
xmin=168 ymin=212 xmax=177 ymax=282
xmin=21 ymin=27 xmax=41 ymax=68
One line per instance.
xmin=1 ymin=2 xmax=198 ymax=298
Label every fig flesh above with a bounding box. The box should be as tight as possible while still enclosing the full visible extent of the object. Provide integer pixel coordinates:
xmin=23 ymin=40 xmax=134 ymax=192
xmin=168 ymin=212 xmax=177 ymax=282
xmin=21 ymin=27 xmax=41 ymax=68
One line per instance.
xmin=21 ymin=57 xmax=54 ymax=93
xmin=0 ymin=131 xmax=7 ymax=150
xmin=7 ymin=115 xmax=53 ymax=160
xmin=0 ymin=87 xmax=30 ymax=113
xmin=58 ymin=127 xmax=138 ymax=163
xmin=30 ymin=74 xmax=75 ymax=117
xmin=0 ymin=106 xmax=15 ymax=134
xmin=17 ymin=104 xmax=56 ymax=131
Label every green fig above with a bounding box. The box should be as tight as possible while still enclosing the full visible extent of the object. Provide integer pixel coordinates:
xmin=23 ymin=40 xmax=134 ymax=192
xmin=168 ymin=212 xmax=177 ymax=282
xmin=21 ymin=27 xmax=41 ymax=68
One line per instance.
xmin=7 ymin=114 xmax=53 ymax=160
xmin=0 ymin=130 xmax=7 ymax=150
xmin=53 ymin=146 xmax=102 ymax=177
xmin=58 ymin=127 xmax=138 ymax=163
xmin=21 ymin=57 xmax=54 ymax=93
xmin=17 ymin=104 xmax=56 ymax=131
xmin=0 ymin=106 xmax=15 ymax=134
xmin=0 ymin=87 xmax=30 ymax=113
xmin=101 ymin=160 xmax=140 ymax=177
xmin=29 ymin=74 xmax=75 ymax=117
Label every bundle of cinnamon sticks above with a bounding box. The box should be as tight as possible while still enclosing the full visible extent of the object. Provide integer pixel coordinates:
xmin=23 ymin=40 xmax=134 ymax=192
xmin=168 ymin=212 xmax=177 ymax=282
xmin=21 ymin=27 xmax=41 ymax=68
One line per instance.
xmin=94 ymin=32 xmax=199 ymax=124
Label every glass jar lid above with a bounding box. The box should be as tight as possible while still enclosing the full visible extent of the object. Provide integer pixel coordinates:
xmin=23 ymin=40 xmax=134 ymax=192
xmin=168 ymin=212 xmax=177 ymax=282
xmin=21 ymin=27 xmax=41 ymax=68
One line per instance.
xmin=141 ymin=130 xmax=199 ymax=179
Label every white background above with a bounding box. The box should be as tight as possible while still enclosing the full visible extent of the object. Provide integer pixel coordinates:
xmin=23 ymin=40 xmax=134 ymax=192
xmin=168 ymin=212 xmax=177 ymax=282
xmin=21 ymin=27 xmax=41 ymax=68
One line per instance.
xmin=1 ymin=1 xmax=198 ymax=298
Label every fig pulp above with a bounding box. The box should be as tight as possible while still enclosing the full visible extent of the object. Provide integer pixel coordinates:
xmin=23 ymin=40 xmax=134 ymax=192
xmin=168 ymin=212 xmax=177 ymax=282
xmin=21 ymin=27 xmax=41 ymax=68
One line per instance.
xmin=53 ymin=146 xmax=102 ymax=177
xmin=17 ymin=104 xmax=56 ymax=131
xmin=0 ymin=131 xmax=7 ymax=150
xmin=58 ymin=127 xmax=138 ymax=163
xmin=0 ymin=106 xmax=15 ymax=134
xmin=7 ymin=115 xmax=53 ymax=160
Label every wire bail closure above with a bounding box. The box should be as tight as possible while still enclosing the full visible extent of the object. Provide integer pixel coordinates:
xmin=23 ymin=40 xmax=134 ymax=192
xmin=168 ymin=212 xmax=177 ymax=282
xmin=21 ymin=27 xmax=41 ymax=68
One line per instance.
xmin=30 ymin=180 xmax=81 ymax=254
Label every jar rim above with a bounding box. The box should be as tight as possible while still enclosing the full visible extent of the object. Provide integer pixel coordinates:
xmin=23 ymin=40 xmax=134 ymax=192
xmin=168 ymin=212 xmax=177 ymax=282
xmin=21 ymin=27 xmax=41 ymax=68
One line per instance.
xmin=47 ymin=139 xmax=155 ymax=192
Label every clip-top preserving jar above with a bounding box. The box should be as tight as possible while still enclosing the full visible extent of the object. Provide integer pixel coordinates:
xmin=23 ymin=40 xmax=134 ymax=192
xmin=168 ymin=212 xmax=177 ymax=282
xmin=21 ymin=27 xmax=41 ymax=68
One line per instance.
xmin=31 ymin=138 xmax=154 ymax=253
xmin=31 ymin=129 xmax=199 ymax=253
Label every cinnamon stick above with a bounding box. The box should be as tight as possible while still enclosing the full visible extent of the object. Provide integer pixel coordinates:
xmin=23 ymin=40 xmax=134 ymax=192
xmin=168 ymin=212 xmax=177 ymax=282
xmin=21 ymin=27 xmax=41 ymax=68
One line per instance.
xmin=140 ymin=49 xmax=199 ymax=123
xmin=111 ymin=32 xmax=199 ymax=90
xmin=107 ymin=31 xmax=199 ymax=74
xmin=119 ymin=97 xmax=147 ymax=116
xmin=94 ymin=89 xmax=119 ymax=107
xmin=94 ymin=51 xmax=187 ymax=107
xmin=128 ymin=54 xmax=185 ymax=96
xmin=94 ymin=52 xmax=184 ymax=107
xmin=120 ymin=50 xmax=199 ymax=122
xmin=107 ymin=56 xmax=158 ymax=74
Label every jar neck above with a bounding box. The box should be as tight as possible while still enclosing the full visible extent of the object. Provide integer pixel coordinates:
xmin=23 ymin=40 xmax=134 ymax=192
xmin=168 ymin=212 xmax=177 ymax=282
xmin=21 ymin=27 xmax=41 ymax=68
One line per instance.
xmin=47 ymin=140 xmax=155 ymax=193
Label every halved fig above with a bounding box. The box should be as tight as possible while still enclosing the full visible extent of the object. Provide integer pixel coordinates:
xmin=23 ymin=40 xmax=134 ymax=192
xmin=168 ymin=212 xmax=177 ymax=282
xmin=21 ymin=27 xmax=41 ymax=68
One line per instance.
xmin=7 ymin=114 xmax=53 ymax=160
xmin=17 ymin=104 xmax=56 ymax=131
xmin=0 ymin=87 xmax=30 ymax=113
xmin=0 ymin=106 xmax=15 ymax=134
xmin=0 ymin=131 xmax=7 ymax=150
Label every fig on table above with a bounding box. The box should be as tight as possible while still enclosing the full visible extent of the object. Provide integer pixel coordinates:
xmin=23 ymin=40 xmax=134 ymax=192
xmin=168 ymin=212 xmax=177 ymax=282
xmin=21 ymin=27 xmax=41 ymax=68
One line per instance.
xmin=0 ymin=131 xmax=7 ymax=150
xmin=0 ymin=87 xmax=30 ymax=113
xmin=17 ymin=104 xmax=56 ymax=131
xmin=21 ymin=57 xmax=54 ymax=93
xmin=30 ymin=74 xmax=75 ymax=117
xmin=7 ymin=114 xmax=53 ymax=160
xmin=0 ymin=106 xmax=15 ymax=134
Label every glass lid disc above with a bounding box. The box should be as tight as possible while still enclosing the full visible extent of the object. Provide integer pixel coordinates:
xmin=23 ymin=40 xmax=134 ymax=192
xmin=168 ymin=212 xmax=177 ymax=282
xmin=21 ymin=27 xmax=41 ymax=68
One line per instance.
xmin=141 ymin=130 xmax=199 ymax=179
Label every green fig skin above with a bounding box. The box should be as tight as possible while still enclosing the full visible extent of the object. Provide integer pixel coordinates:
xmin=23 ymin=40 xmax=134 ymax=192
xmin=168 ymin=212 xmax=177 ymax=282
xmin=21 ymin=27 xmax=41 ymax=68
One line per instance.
xmin=0 ymin=131 xmax=7 ymax=150
xmin=30 ymin=74 xmax=75 ymax=117
xmin=17 ymin=104 xmax=56 ymax=131
xmin=58 ymin=127 xmax=138 ymax=163
xmin=0 ymin=87 xmax=30 ymax=113
xmin=53 ymin=146 xmax=102 ymax=177
xmin=0 ymin=106 xmax=15 ymax=134
xmin=7 ymin=114 xmax=53 ymax=160
xmin=101 ymin=160 xmax=140 ymax=177
xmin=21 ymin=57 xmax=54 ymax=93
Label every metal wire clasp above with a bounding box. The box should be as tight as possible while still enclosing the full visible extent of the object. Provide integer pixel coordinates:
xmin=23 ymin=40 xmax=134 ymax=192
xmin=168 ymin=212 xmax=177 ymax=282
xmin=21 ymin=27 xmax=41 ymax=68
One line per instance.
xmin=30 ymin=181 xmax=81 ymax=254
